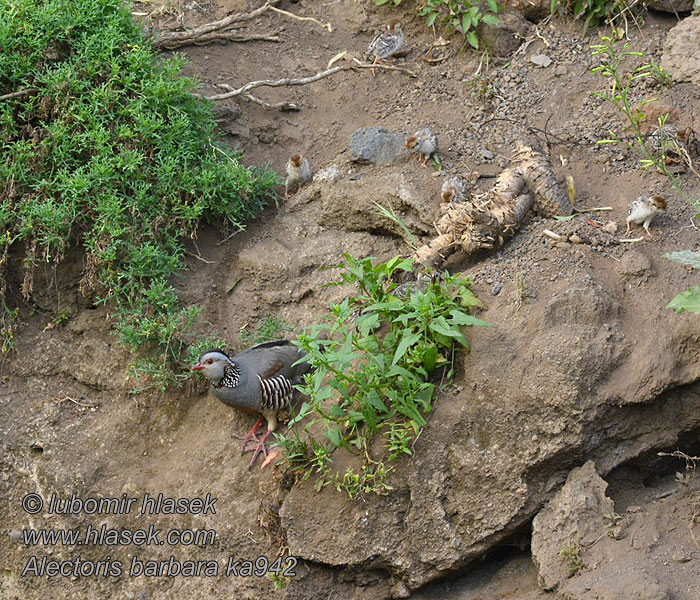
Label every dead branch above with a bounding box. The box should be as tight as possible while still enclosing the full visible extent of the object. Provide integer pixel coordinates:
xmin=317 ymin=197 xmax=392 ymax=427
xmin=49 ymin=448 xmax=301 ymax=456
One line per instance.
xmin=216 ymin=83 xmax=300 ymax=110
xmin=513 ymin=143 xmax=573 ymax=216
xmin=242 ymin=93 xmax=300 ymax=111
xmin=202 ymin=58 xmax=416 ymax=103
xmin=413 ymin=145 xmax=579 ymax=270
xmin=151 ymin=0 xmax=281 ymax=49
xmin=267 ymin=5 xmax=333 ymax=32
xmin=203 ymin=65 xmax=348 ymax=101
xmin=0 ymin=87 xmax=39 ymax=101
xmin=158 ymin=31 xmax=282 ymax=49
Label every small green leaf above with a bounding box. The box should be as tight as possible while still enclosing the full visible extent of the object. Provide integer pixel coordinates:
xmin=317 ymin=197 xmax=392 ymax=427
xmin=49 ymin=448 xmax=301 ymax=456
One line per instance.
xmin=325 ymin=427 xmax=342 ymax=447
xmin=365 ymin=389 xmax=389 ymax=413
xmin=482 ymin=14 xmax=500 ymax=25
xmin=663 ymin=251 xmax=700 ymax=269
xmin=448 ymin=309 xmax=492 ymax=327
xmin=421 ymin=345 xmax=438 ymax=372
xmin=328 ymin=404 xmax=346 ymax=417
xmin=554 ymin=215 xmax=576 ymax=221
xmin=427 ymin=12 xmax=438 ymax=26
xmin=667 ymin=285 xmax=700 ymax=314
xmin=393 ymin=331 xmax=421 ymax=366
xmin=466 ymin=31 xmax=479 ymax=49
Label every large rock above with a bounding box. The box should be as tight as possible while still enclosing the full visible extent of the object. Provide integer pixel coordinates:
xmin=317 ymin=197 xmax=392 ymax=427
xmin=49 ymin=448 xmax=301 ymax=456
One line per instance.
xmin=531 ymin=461 xmax=614 ymax=590
xmin=661 ymin=16 xmax=700 ymax=86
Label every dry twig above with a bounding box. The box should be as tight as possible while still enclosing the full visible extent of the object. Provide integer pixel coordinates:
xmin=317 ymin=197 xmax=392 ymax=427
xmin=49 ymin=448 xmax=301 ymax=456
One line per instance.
xmin=152 ymin=0 xmax=281 ymax=49
xmin=201 ymin=57 xmax=415 ymax=104
xmin=0 ymin=87 xmax=39 ymax=101
xmin=268 ymin=5 xmax=333 ymax=32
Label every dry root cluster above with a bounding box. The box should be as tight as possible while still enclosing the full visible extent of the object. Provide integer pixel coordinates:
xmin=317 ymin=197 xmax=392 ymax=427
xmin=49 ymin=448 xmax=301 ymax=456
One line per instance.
xmin=414 ymin=144 xmax=572 ymax=270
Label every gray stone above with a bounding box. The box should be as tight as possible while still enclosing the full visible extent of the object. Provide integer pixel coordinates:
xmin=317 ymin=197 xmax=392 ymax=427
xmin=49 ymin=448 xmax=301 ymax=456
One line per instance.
xmin=349 ymin=126 xmax=408 ymax=165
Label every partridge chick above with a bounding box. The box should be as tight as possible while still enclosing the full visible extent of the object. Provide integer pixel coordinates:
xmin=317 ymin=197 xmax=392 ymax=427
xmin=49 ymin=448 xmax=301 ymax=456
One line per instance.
xmin=285 ymin=154 xmax=312 ymax=199
xmin=441 ymin=176 xmax=468 ymax=203
xmin=192 ymin=340 xmax=312 ymax=468
xmin=368 ymin=21 xmax=404 ymax=75
xmin=406 ymin=128 xmax=438 ymax=167
xmin=625 ymin=194 xmax=666 ymax=239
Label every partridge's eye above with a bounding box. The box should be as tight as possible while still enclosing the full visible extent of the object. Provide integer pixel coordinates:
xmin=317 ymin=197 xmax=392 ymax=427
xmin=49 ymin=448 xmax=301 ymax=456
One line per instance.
xmin=206 ymin=359 xmax=213 ymax=365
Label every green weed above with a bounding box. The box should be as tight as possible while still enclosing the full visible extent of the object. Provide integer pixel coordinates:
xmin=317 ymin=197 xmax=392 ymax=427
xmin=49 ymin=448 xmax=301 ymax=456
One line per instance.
xmin=276 ymin=254 xmax=490 ymax=497
xmin=560 ymin=537 xmax=584 ymax=575
xmin=239 ymin=314 xmax=295 ymax=348
xmin=591 ymin=32 xmax=700 ymax=314
xmin=552 ymin=0 xmax=630 ymax=34
xmin=376 ymin=0 xmax=500 ymax=50
xmin=0 ymin=0 xmax=277 ymax=384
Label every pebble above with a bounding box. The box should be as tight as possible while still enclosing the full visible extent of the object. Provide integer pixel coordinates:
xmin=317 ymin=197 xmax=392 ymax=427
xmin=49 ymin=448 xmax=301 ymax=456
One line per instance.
xmin=492 ymin=283 xmax=502 ymax=295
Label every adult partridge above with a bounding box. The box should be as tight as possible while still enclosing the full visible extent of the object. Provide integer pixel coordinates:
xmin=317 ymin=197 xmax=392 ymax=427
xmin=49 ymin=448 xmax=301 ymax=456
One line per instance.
xmin=192 ymin=340 xmax=312 ymax=468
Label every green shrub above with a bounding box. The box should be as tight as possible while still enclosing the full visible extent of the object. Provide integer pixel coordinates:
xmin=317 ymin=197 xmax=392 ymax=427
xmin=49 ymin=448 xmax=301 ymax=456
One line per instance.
xmin=277 ymin=254 xmax=490 ymax=497
xmin=0 ymin=0 xmax=277 ymax=388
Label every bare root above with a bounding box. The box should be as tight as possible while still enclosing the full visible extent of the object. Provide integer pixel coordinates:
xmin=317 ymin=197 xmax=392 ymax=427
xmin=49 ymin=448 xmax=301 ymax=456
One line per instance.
xmin=413 ymin=144 xmax=573 ymax=270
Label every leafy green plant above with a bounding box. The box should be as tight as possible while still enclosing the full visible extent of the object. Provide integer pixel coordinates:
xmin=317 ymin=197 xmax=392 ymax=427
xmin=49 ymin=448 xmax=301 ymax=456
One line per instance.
xmin=591 ymin=32 xmax=700 ymax=315
xmin=375 ymin=0 xmax=500 ymax=49
xmin=591 ymin=32 xmax=692 ymax=202
xmin=0 ymin=0 xmax=277 ymax=385
xmin=276 ymin=254 xmax=490 ymax=497
xmin=551 ymin=0 xmax=628 ymax=34
xmin=420 ymin=0 xmax=500 ymax=49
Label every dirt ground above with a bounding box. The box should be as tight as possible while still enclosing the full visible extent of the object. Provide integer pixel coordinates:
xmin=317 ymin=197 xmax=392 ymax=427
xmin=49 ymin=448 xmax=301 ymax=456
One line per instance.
xmin=2 ymin=1 xmax=700 ymax=599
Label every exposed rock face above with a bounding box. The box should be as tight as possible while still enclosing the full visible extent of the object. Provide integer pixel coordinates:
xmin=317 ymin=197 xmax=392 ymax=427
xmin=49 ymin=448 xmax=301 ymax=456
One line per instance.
xmin=279 ymin=227 xmax=700 ymax=590
xmin=647 ymin=0 xmax=694 ymax=12
xmin=661 ymin=16 xmax=700 ymax=86
xmin=531 ymin=460 xmax=614 ymax=590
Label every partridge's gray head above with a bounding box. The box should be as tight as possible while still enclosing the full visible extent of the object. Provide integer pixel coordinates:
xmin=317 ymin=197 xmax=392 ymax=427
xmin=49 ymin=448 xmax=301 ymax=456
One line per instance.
xmin=191 ymin=350 xmax=232 ymax=383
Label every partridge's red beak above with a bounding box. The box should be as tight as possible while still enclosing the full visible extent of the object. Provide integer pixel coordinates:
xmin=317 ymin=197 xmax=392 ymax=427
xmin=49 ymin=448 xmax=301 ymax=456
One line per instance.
xmin=191 ymin=363 xmax=204 ymax=371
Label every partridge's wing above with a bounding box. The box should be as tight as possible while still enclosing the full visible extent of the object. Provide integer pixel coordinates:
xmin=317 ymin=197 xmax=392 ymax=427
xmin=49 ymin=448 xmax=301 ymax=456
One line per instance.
xmin=237 ymin=340 xmax=306 ymax=379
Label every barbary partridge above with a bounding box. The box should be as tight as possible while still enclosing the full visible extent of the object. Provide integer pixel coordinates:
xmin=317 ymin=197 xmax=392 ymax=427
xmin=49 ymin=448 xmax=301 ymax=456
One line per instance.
xmin=625 ymin=194 xmax=666 ymax=239
xmin=192 ymin=340 xmax=312 ymax=468
xmin=368 ymin=21 xmax=404 ymax=75
xmin=441 ymin=176 xmax=468 ymax=203
xmin=406 ymin=128 xmax=438 ymax=167
xmin=285 ymin=154 xmax=312 ymax=199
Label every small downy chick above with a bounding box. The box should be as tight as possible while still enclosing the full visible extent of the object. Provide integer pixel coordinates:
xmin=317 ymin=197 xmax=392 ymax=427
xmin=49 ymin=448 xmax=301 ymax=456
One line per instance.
xmin=367 ymin=21 xmax=404 ymax=75
xmin=441 ymin=176 xmax=468 ymax=204
xmin=625 ymin=194 xmax=666 ymax=239
xmin=406 ymin=128 xmax=438 ymax=168
xmin=285 ymin=154 xmax=312 ymax=199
